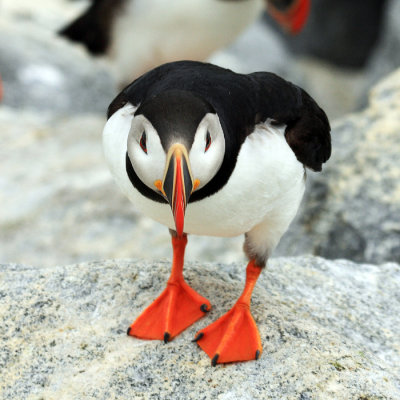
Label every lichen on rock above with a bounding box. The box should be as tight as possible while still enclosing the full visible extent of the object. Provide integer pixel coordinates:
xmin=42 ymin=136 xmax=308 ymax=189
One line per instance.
xmin=1 ymin=257 xmax=399 ymax=399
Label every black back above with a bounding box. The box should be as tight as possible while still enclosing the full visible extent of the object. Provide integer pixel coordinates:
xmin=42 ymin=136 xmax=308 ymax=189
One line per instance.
xmin=108 ymin=61 xmax=331 ymax=203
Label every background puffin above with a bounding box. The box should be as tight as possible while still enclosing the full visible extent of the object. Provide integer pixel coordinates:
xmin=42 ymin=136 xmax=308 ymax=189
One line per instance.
xmin=103 ymin=60 xmax=330 ymax=365
xmin=60 ymin=0 xmax=310 ymax=85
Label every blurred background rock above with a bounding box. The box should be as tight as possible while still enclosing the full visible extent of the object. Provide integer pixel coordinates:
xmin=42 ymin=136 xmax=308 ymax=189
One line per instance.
xmin=1 ymin=0 xmax=400 ymax=267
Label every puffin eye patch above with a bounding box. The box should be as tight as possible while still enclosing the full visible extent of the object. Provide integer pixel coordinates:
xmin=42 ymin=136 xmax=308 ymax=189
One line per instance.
xmin=140 ymin=132 xmax=147 ymax=154
xmin=205 ymin=131 xmax=212 ymax=152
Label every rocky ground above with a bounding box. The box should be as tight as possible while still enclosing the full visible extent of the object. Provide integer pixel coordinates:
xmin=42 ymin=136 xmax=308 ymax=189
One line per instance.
xmin=1 ymin=256 xmax=399 ymax=399
xmin=276 ymin=68 xmax=400 ymax=264
xmin=0 ymin=16 xmax=115 ymax=114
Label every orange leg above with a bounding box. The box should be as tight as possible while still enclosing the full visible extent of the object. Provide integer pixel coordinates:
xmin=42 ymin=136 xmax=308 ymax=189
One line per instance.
xmin=194 ymin=260 xmax=262 ymax=365
xmin=127 ymin=234 xmax=211 ymax=342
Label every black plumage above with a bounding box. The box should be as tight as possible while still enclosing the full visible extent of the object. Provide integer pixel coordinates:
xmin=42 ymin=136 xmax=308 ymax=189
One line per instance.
xmin=59 ymin=0 xmax=126 ymax=54
xmin=109 ymin=61 xmax=331 ymax=203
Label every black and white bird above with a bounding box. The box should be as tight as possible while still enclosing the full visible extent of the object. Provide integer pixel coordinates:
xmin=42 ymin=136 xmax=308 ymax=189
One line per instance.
xmin=60 ymin=0 xmax=310 ymax=86
xmin=103 ymin=60 xmax=330 ymax=365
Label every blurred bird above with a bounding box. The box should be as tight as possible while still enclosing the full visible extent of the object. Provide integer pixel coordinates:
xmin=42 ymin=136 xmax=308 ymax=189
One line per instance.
xmin=60 ymin=0 xmax=310 ymax=85
xmin=103 ymin=60 xmax=330 ymax=365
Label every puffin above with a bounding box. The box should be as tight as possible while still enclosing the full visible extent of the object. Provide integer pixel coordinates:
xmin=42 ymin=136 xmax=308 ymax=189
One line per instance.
xmin=103 ymin=60 xmax=330 ymax=365
xmin=60 ymin=0 xmax=310 ymax=85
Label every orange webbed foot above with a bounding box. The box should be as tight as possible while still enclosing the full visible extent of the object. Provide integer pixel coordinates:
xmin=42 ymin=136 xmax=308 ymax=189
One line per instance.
xmin=194 ymin=302 xmax=262 ymax=365
xmin=194 ymin=259 xmax=263 ymax=365
xmin=128 ymin=279 xmax=211 ymax=342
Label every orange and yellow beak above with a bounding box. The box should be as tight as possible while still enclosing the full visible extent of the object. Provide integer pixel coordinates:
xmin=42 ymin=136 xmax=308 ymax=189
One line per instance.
xmin=267 ymin=0 xmax=310 ymax=34
xmin=155 ymin=144 xmax=198 ymax=238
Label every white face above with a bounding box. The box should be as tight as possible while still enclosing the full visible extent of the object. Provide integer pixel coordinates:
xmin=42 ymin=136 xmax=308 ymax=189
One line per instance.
xmin=127 ymin=112 xmax=225 ymax=192
xmin=188 ymin=113 xmax=225 ymax=189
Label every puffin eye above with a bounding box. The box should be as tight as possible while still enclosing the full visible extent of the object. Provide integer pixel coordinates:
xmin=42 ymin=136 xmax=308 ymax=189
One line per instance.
xmin=139 ymin=132 xmax=147 ymax=154
xmin=205 ymin=131 xmax=212 ymax=152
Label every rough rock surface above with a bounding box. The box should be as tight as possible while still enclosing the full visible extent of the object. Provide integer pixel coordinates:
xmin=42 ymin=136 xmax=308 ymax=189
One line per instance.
xmin=0 ymin=19 xmax=116 ymax=114
xmin=1 ymin=257 xmax=399 ymax=399
xmin=277 ymin=68 xmax=400 ymax=264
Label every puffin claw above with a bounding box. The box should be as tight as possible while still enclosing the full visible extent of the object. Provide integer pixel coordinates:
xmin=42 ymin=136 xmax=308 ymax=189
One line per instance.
xmin=200 ymin=304 xmax=210 ymax=313
xmin=163 ymin=332 xmax=170 ymax=343
xmin=127 ymin=327 xmax=132 ymax=336
xmin=192 ymin=332 xmax=204 ymax=342
xmin=211 ymin=354 xmax=219 ymax=367
xmin=255 ymin=350 xmax=261 ymax=360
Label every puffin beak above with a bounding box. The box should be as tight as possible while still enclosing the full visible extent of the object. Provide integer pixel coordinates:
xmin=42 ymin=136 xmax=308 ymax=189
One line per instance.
xmin=267 ymin=0 xmax=310 ymax=34
xmin=162 ymin=144 xmax=194 ymax=238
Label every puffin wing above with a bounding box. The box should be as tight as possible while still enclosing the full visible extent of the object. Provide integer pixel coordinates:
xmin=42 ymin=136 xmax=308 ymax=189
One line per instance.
xmin=59 ymin=0 xmax=125 ymax=54
xmin=250 ymin=72 xmax=331 ymax=171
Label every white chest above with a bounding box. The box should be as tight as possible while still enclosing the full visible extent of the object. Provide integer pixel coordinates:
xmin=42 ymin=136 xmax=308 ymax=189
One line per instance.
xmin=103 ymin=110 xmax=305 ymax=238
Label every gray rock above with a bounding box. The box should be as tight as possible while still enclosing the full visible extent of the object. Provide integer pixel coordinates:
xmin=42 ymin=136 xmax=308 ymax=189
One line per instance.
xmin=0 ymin=256 xmax=399 ymax=398
xmin=0 ymin=19 xmax=116 ymax=114
xmin=277 ymin=68 xmax=400 ymax=264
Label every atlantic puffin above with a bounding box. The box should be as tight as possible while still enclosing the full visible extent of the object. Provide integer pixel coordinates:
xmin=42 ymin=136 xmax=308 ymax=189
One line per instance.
xmin=103 ymin=60 xmax=330 ymax=365
xmin=60 ymin=0 xmax=310 ymax=85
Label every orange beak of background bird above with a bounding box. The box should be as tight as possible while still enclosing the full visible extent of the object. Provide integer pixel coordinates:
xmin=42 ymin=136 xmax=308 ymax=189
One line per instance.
xmin=267 ymin=0 xmax=310 ymax=35
xmin=161 ymin=144 xmax=194 ymax=238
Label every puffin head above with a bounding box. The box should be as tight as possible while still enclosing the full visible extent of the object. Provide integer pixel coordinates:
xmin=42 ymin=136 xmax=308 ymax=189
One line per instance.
xmin=126 ymin=90 xmax=225 ymax=237
xmin=267 ymin=0 xmax=310 ymax=34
